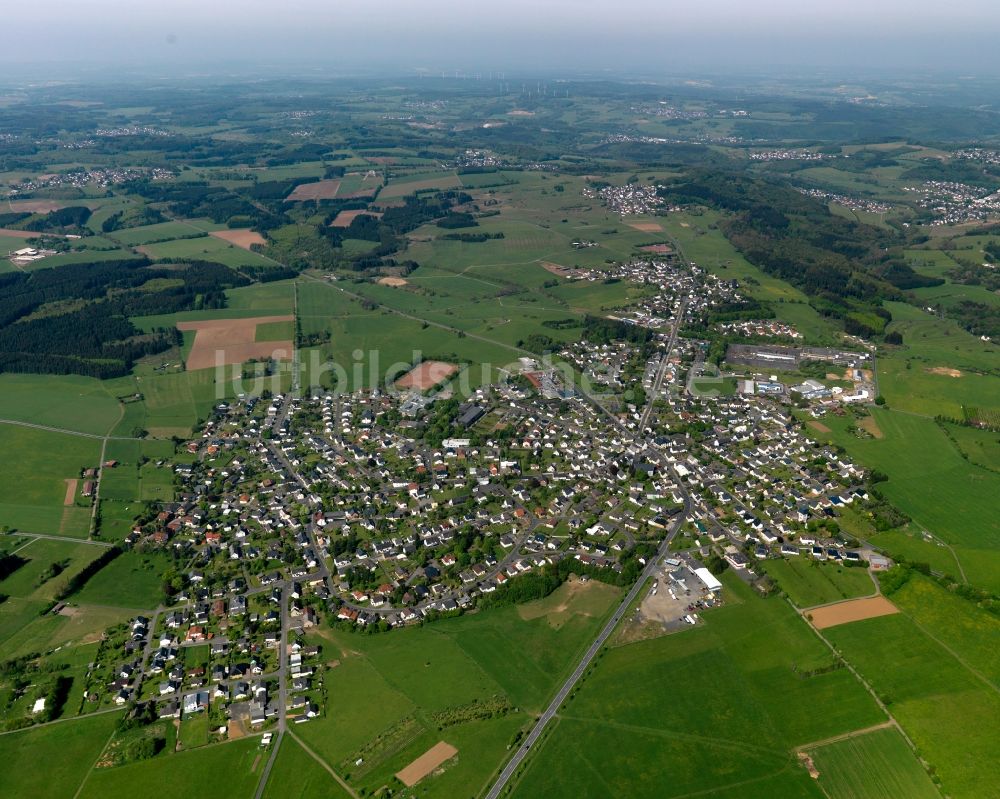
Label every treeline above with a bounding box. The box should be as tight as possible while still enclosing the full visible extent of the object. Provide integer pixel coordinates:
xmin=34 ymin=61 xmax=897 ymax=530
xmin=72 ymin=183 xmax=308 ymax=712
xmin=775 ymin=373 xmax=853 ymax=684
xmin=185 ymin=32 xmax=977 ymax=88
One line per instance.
xmin=123 ymin=179 xmax=286 ymax=230
xmin=0 ymin=554 xmax=27 ymax=580
xmin=22 ymin=206 xmax=92 ymax=233
xmin=101 ymin=206 xmax=165 ymax=233
xmin=657 ymin=170 xmax=939 ymax=338
xmin=582 ymin=315 xmax=653 ymax=348
xmin=478 ymin=548 xmax=656 ymax=610
xmin=439 ymin=231 xmax=504 ymax=243
xmin=0 ymin=258 xmax=246 ymax=378
xmin=54 ymin=546 xmax=122 ymax=601
xmin=318 ymin=192 xmax=475 ymax=272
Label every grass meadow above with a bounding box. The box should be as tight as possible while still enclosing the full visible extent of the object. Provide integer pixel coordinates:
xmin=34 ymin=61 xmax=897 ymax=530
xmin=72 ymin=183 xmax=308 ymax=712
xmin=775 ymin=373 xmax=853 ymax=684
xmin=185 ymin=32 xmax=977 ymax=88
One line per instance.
xmin=0 ymin=426 xmax=101 ymax=536
xmin=79 ymin=736 xmax=263 ymax=799
xmin=802 ymin=408 xmax=1000 ymax=591
xmin=263 ymin=735 xmax=353 ymax=799
xmin=825 ymin=576 xmax=1000 ymax=799
xmin=0 ymin=709 xmax=122 ymax=799
xmin=762 ymin=559 xmax=876 ymax=608
xmin=510 ymin=575 xmax=884 ymax=799
xmin=295 ymin=579 xmax=621 ymax=798
xmin=809 ymin=726 xmax=940 ymax=799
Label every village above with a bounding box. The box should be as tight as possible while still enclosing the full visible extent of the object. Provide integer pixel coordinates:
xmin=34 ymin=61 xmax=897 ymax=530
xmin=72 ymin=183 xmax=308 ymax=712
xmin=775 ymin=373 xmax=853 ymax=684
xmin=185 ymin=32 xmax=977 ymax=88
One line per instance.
xmin=83 ymin=247 xmax=889 ymax=745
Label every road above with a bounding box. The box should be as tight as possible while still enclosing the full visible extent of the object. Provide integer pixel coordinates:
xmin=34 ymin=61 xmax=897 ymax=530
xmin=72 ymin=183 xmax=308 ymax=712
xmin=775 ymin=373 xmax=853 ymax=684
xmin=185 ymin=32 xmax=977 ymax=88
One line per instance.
xmin=638 ymin=298 xmax=686 ymax=434
xmin=485 ymin=297 xmax=693 ymax=799
xmin=483 ymin=505 xmax=688 ymax=799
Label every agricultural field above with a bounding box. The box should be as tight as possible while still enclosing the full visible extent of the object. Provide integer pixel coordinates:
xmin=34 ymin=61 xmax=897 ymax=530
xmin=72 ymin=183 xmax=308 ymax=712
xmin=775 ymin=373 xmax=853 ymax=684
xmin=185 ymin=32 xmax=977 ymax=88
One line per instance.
xmin=0 ymin=374 xmax=122 ymax=436
xmin=72 ymin=550 xmax=171 ymax=609
xmin=510 ymin=575 xmax=885 ymax=799
xmin=79 ymin=736 xmax=264 ymax=799
xmin=802 ymin=408 xmax=1000 ymax=591
xmin=379 ymin=170 xmax=461 ymax=198
xmin=136 ymin=235 xmax=277 ymax=269
xmin=0 ymin=708 xmax=122 ymax=799
xmin=878 ymin=301 xmax=1000 ymax=419
xmin=808 ymin=726 xmax=940 ymax=799
xmin=295 ymin=579 xmax=621 ymax=797
xmin=107 ymin=220 xmax=219 ymax=247
xmin=0 ymin=426 xmax=101 ymax=536
xmin=0 ymin=537 xmax=105 ymax=601
xmin=762 ymin=558 xmax=876 ymax=608
xmin=262 ymin=735 xmax=353 ymax=799
xmin=825 ymin=576 xmax=1000 ymax=799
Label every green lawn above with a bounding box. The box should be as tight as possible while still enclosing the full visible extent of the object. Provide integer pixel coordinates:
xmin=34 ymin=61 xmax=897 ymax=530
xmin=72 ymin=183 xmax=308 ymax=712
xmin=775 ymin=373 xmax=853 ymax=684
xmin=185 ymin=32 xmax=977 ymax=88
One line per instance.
xmin=178 ymin=713 xmax=210 ymax=749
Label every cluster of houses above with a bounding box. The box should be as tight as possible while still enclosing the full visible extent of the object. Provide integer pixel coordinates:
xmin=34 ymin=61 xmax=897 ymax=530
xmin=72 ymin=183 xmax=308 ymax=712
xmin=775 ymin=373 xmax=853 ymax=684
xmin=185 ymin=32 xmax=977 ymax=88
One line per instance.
xmin=904 ymin=180 xmax=1000 ymax=226
xmin=583 ymin=182 xmax=677 ymax=216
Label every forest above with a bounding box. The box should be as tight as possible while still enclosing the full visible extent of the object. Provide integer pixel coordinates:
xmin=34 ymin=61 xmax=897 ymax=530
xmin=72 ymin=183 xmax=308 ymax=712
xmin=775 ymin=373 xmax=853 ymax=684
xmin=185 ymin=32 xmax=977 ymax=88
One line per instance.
xmin=0 ymin=259 xmax=247 ymax=378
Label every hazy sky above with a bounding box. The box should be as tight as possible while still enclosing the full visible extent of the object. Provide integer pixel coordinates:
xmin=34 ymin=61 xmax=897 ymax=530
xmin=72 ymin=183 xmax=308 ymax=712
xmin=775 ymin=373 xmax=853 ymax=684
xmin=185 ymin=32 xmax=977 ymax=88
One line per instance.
xmin=5 ymin=0 xmax=999 ymax=74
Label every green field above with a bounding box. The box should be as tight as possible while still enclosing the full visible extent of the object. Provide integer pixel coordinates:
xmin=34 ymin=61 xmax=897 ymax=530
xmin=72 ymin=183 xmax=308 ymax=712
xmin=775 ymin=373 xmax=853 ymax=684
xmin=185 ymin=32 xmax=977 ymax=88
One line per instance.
xmin=878 ymin=301 xmax=1000 ymax=419
xmin=510 ymin=575 xmax=885 ymax=799
xmin=137 ymin=235 xmax=277 ymax=269
xmin=379 ymin=171 xmax=462 ymax=198
xmin=255 ymin=319 xmax=295 ymax=342
xmin=804 ymin=408 xmax=1000 ymax=591
xmin=109 ymin=220 xmax=220 ymax=247
xmin=0 ymin=709 xmax=122 ymax=798
xmin=296 ymin=579 xmax=621 ymax=797
xmin=0 ymin=537 xmax=106 ymax=601
xmin=0 ymin=426 xmax=102 ymax=536
xmin=0 ymin=374 xmax=122 ymax=436
xmin=762 ymin=558 xmax=876 ymax=608
xmin=809 ymin=727 xmax=940 ymax=799
xmin=72 ymin=550 xmax=169 ymax=609
xmin=0 ymin=594 xmax=133 ymax=657
xmin=80 ymin=736 xmax=263 ymax=799
xmin=263 ymin=735 xmax=353 ymax=799
xmin=825 ymin=576 xmax=1000 ymax=799
xmin=107 ymin=367 xmax=226 ymax=438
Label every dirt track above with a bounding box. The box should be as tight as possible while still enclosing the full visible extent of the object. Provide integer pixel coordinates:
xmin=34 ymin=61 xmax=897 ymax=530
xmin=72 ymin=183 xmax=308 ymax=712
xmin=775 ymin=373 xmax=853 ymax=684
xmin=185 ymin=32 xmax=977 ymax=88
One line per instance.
xmin=808 ymin=596 xmax=899 ymax=629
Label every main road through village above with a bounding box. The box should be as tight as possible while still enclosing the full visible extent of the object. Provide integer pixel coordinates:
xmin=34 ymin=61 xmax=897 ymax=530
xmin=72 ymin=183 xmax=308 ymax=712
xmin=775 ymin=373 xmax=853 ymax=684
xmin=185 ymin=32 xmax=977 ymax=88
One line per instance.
xmin=484 ymin=299 xmax=692 ymax=799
